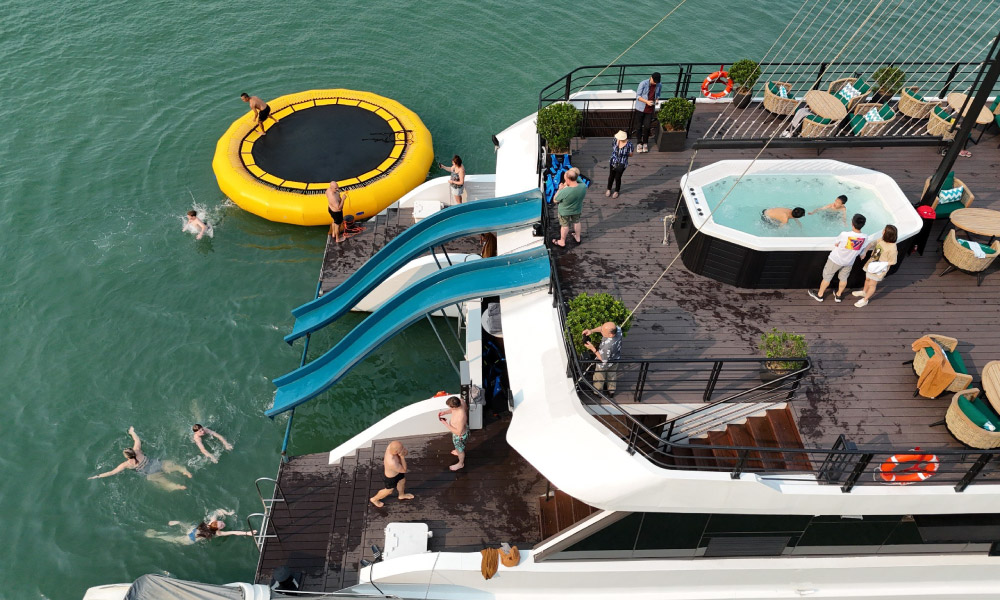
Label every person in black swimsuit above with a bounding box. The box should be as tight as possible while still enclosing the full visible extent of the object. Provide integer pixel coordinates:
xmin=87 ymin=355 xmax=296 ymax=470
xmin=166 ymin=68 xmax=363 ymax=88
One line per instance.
xmin=326 ymin=181 xmax=346 ymax=243
xmin=369 ymin=441 xmax=414 ymax=508
xmin=88 ymin=426 xmax=192 ymax=491
xmin=240 ymin=92 xmax=275 ymax=135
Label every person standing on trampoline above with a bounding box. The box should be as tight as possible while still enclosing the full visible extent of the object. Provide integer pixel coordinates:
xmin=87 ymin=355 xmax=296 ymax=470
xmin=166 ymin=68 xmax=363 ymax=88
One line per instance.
xmin=326 ymin=181 xmax=346 ymax=243
xmin=240 ymin=93 xmax=275 ymax=135
xmin=439 ymin=155 xmax=466 ymax=204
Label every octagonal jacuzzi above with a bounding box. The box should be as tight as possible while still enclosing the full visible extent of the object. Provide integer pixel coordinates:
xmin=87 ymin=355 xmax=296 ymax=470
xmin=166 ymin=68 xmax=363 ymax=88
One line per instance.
xmin=672 ymin=159 xmax=922 ymax=289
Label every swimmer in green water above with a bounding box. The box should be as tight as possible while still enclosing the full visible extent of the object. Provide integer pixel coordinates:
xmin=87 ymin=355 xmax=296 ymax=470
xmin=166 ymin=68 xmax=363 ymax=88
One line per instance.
xmin=89 ymin=426 xmax=192 ymax=491
xmin=148 ymin=509 xmax=256 ymax=544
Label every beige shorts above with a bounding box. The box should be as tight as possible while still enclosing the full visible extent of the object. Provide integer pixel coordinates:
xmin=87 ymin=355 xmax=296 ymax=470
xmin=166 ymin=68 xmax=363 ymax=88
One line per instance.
xmin=822 ymin=258 xmax=852 ymax=282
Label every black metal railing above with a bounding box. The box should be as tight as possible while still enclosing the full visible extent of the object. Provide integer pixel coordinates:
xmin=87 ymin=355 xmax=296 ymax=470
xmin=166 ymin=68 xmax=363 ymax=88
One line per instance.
xmin=546 ymin=250 xmax=1000 ymax=491
xmin=538 ymin=61 xmax=1000 ymax=110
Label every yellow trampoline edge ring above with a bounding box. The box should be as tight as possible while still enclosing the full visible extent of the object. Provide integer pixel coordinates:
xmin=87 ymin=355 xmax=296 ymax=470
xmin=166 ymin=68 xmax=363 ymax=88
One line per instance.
xmin=212 ymin=89 xmax=433 ymax=226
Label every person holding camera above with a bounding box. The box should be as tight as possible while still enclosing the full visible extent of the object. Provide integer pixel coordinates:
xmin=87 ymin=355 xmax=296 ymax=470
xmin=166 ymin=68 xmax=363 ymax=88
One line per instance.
xmin=438 ymin=396 xmax=469 ymax=471
xmin=583 ymin=322 xmax=622 ymax=397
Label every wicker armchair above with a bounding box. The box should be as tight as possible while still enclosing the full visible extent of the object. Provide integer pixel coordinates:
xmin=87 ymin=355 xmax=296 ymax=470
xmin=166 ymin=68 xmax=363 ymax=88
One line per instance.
xmin=800 ymin=114 xmax=836 ymax=137
xmin=763 ymin=81 xmax=799 ymax=116
xmin=927 ymin=105 xmax=957 ymax=139
xmin=897 ymin=87 xmax=935 ymax=119
xmin=912 ymin=334 xmax=974 ymax=395
xmin=828 ymin=76 xmax=871 ymax=111
xmin=848 ymin=103 xmax=896 ymax=136
xmin=921 ymin=176 xmax=974 ymax=216
xmin=945 ymin=388 xmax=1000 ymax=449
xmin=941 ymin=230 xmax=1000 ymax=286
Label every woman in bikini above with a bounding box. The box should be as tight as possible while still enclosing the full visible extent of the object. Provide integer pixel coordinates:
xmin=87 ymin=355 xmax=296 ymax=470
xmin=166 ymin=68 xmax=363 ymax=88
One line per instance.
xmin=148 ymin=509 xmax=256 ymax=544
xmin=89 ymin=426 xmax=192 ymax=491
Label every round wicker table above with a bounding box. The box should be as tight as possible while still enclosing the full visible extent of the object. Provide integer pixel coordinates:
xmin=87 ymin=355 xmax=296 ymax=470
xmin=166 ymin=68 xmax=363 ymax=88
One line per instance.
xmin=804 ymin=90 xmax=847 ymax=121
xmin=946 ymin=92 xmax=993 ymax=125
xmin=949 ymin=208 xmax=1000 ymax=243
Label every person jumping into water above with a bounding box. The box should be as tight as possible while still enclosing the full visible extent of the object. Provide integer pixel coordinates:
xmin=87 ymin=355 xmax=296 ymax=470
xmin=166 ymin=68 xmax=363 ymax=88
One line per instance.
xmin=191 ymin=424 xmax=233 ymax=464
xmin=241 ymin=93 xmax=275 ymax=135
xmin=184 ymin=210 xmax=212 ymax=240
xmin=89 ymin=426 xmax=192 ymax=491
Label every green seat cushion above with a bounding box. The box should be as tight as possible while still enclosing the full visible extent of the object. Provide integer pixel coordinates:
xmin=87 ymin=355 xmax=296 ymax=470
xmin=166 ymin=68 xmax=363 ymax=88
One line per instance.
xmin=942 ymin=170 xmax=955 ymax=190
xmin=805 ymin=114 xmax=832 ymax=125
xmin=923 ymin=346 xmax=969 ymax=376
xmin=958 ymin=396 xmax=997 ymax=431
xmin=849 ymin=114 xmax=868 ymax=133
xmin=878 ymin=104 xmax=895 ymax=120
xmin=935 ymin=201 xmax=965 ymax=217
xmin=768 ymin=81 xmax=779 ymax=95
xmin=972 ymin=397 xmax=1000 ymax=421
xmin=990 ymin=97 xmax=1000 ymax=111
xmin=854 ymin=78 xmax=871 ymax=94
xmin=907 ymin=89 xmax=925 ymax=102
xmin=933 ymin=105 xmax=953 ymax=120
xmin=957 ymin=238 xmax=997 ymax=255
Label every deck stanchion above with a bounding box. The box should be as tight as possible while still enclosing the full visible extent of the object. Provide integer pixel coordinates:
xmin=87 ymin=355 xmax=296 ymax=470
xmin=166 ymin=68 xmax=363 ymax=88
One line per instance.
xmin=955 ymin=454 xmax=993 ymax=492
xmin=841 ymin=453 xmax=874 ymax=493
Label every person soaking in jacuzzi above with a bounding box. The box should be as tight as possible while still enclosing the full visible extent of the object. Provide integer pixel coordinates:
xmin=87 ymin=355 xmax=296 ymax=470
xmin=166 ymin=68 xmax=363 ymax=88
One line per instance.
xmin=808 ymin=194 xmax=848 ymax=224
xmin=762 ymin=207 xmax=805 ymax=227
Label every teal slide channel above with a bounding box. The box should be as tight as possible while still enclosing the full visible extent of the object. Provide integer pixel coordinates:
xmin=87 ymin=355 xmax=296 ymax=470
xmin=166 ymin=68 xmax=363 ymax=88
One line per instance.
xmin=267 ymin=246 xmax=549 ymax=417
xmin=284 ymin=190 xmax=542 ymax=344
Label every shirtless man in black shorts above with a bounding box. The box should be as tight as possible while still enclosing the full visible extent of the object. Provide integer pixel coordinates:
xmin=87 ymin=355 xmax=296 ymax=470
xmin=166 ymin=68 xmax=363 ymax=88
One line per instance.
xmin=369 ymin=440 xmax=414 ymax=508
xmin=240 ymin=92 xmax=275 ymax=135
xmin=326 ymin=181 xmax=346 ymax=243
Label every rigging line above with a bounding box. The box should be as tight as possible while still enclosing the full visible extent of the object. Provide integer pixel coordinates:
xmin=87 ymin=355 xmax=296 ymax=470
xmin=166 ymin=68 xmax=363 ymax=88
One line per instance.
xmin=737 ymin=0 xmax=867 ymax=140
xmin=738 ymin=0 xmax=877 ymax=140
xmin=623 ymin=0 xmax=889 ymax=327
xmin=739 ymin=0 xmax=841 ymax=137
xmin=575 ymin=0 xmax=691 ymax=96
xmin=706 ymin=0 xmax=822 ymax=137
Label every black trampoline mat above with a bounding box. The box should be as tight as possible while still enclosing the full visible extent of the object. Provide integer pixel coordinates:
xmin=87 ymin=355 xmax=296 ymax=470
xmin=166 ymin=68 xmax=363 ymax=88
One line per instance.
xmin=250 ymin=104 xmax=396 ymax=183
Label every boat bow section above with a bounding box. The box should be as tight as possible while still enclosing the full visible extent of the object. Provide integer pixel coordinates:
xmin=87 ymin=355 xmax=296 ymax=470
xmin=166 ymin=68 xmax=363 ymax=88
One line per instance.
xmin=284 ymin=190 xmax=542 ymax=343
xmin=268 ymin=247 xmax=550 ymax=416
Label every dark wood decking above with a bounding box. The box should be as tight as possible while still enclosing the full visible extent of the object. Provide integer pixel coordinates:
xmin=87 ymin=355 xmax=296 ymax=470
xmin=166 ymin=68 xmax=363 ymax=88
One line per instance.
xmin=554 ymin=103 xmax=1000 ymax=450
xmin=256 ymin=414 xmax=548 ymax=592
xmin=319 ymin=206 xmax=481 ymax=293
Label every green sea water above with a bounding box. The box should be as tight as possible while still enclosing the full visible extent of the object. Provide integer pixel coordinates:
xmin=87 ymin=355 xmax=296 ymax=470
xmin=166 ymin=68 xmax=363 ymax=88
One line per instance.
xmin=0 ymin=1 xmax=792 ymax=597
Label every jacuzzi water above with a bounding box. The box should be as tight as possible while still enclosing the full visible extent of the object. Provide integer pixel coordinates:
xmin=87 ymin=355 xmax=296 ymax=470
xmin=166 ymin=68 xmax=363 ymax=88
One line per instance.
xmin=703 ymin=174 xmax=897 ymax=238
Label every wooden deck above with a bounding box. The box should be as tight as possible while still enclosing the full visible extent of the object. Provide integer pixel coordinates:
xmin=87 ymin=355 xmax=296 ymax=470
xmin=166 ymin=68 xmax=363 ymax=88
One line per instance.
xmin=552 ymin=103 xmax=1000 ymax=450
xmin=255 ymin=414 xmax=548 ymax=592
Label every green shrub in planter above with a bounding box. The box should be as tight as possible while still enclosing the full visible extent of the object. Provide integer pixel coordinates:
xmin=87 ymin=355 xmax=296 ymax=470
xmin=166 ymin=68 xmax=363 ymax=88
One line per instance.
xmin=873 ymin=66 xmax=906 ymax=95
xmin=729 ymin=59 xmax=762 ymax=93
xmin=656 ymin=97 xmax=695 ymax=132
xmin=566 ymin=292 xmax=632 ymax=355
xmin=759 ymin=328 xmax=808 ymax=371
xmin=536 ymin=103 xmax=581 ymax=153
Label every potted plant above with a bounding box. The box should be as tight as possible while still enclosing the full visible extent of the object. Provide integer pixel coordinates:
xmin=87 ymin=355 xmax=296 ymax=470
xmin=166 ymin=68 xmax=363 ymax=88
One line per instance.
xmin=758 ymin=328 xmax=808 ymax=385
xmin=536 ymin=102 xmax=582 ymax=159
xmin=566 ymin=292 xmax=631 ymax=356
xmin=729 ymin=59 xmax=762 ymax=109
xmin=872 ymin=66 xmax=906 ymax=104
xmin=654 ymin=97 xmax=695 ymax=152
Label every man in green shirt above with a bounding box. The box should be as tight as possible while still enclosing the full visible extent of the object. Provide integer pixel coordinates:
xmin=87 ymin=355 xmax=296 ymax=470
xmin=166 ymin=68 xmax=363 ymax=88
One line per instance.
xmin=552 ymin=170 xmax=587 ymax=247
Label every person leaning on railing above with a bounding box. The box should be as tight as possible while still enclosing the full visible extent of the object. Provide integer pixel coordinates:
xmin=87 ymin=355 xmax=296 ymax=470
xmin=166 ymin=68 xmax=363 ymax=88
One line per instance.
xmin=583 ymin=322 xmax=623 ymax=398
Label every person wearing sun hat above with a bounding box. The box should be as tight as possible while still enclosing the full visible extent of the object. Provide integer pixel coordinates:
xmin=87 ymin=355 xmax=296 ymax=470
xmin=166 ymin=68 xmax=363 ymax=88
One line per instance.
xmin=606 ymin=130 xmax=634 ymax=199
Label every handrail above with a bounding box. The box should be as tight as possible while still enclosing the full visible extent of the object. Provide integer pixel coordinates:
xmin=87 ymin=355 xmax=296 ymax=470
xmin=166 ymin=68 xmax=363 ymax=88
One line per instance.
xmin=538 ymin=60 xmax=1000 ymax=109
xmin=546 ymin=241 xmax=1000 ymax=491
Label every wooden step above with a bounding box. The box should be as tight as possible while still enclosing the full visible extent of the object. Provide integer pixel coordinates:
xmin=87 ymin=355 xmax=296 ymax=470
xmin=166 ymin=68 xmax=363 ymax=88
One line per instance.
xmin=555 ymin=489 xmax=576 ymax=532
xmin=538 ymin=488 xmax=598 ymax=540
xmin=538 ymin=492 xmax=559 ymax=540
xmin=766 ymin=407 xmax=812 ymax=471
xmin=726 ymin=424 xmax=764 ymax=470
xmin=687 ymin=437 xmax=718 ymax=469
xmin=708 ymin=430 xmax=739 ymax=470
xmin=746 ymin=416 xmax=787 ymax=470
xmin=668 ymin=444 xmax=698 ymax=468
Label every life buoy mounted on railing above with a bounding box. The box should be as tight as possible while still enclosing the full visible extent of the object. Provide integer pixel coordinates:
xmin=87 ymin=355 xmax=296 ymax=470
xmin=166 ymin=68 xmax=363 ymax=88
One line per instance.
xmin=877 ymin=450 xmax=938 ymax=484
xmin=701 ymin=65 xmax=733 ymax=99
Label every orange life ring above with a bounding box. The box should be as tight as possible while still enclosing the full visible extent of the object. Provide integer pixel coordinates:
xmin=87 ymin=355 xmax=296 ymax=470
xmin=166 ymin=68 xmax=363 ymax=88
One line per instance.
xmin=433 ymin=391 xmax=449 ymax=397
xmin=701 ymin=71 xmax=733 ymax=99
xmin=877 ymin=453 xmax=938 ymax=484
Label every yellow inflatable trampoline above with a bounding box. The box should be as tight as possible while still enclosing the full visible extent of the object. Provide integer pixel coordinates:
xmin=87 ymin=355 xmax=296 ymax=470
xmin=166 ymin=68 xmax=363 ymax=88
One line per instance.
xmin=212 ymin=89 xmax=433 ymax=226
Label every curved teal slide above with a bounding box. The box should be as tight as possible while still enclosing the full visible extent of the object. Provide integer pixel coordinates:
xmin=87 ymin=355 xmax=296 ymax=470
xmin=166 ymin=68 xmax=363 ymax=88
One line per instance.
xmin=267 ymin=247 xmax=549 ymax=417
xmin=284 ymin=190 xmax=542 ymax=344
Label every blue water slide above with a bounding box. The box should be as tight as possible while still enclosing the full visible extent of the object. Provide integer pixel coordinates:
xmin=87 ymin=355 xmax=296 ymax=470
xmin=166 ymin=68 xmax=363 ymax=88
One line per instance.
xmin=284 ymin=190 xmax=542 ymax=344
xmin=267 ymin=247 xmax=549 ymax=417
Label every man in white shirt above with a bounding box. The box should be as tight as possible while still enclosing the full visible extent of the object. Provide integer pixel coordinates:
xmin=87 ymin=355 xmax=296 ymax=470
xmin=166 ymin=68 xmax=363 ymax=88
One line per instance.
xmin=808 ymin=213 xmax=868 ymax=303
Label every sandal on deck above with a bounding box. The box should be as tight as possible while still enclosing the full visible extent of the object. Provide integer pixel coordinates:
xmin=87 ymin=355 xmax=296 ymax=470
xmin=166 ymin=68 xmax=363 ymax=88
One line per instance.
xmin=959 ymin=150 xmax=972 ymax=158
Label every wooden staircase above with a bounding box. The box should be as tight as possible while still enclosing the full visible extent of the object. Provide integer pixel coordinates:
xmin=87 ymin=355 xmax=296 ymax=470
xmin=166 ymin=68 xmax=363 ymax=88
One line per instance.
xmin=538 ymin=488 xmax=598 ymax=540
xmin=681 ymin=406 xmax=812 ymax=472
